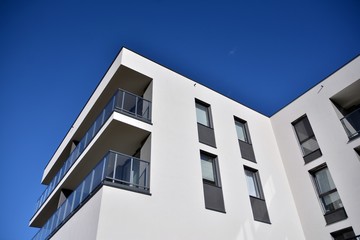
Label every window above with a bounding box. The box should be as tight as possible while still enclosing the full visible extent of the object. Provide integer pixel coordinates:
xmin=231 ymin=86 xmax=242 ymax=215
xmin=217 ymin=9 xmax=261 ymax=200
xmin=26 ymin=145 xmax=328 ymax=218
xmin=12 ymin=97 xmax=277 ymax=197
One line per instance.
xmin=309 ymin=164 xmax=347 ymax=224
xmin=200 ymin=152 xmax=218 ymax=185
xmin=200 ymin=151 xmax=225 ymax=212
xmin=311 ymin=166 xmax=343 ymax=213
xmin=292 ymin=115 xmax=322 ymax=163
xmin=196 ymin=101 xmax=211 ymax=127
xmin=195 ymin=100 xmax=216 ymax=147
xmin=235 ymin=117 xmax=256 ymax=162
xmin=235 ymin=119 xmax=249 ymax=143
xmin=244 ymin=168 xmax=263 ymax=199
xmin=244 ymin=166 xmax=270 ymax=223
xmin=331 ymin=227 xmax=356 ymax=240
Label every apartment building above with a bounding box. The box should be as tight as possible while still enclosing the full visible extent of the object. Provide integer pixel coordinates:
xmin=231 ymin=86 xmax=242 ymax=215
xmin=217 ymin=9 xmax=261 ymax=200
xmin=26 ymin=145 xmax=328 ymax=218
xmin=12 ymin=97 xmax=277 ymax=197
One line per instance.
xmin=29 ymin=48 xmax=360 ymax=240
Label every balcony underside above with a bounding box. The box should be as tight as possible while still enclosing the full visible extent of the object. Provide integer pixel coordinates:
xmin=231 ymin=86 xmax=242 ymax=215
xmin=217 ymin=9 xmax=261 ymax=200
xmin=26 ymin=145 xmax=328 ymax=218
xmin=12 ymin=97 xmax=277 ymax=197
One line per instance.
xmin=331 ymin=79 xmax=360 ymax=140
xmin=30 ymin=117 xmax=151 ymax=227
xmin=43 ymin=65 xmax=152 ymax=185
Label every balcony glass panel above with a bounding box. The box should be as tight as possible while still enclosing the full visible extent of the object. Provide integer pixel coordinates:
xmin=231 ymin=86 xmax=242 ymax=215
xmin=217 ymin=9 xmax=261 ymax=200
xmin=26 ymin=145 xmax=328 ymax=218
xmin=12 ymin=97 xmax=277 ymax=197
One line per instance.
xmin=341 ymin=108 xmax=360 ymax=139
xmin=32 ymin=151 xmax=150 ymax=240
xmin=34 ymin=89 xmax=151 ymax=214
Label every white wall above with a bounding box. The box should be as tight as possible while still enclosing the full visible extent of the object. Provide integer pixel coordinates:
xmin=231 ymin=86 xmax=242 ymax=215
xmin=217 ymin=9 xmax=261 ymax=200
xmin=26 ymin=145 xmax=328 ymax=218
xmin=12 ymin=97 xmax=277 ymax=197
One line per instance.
xmin=93 ymin=49 xmax=305 ymax=240
xmin=271 ymin=56 xmax=360 ymax=239
xmin=44 ymin=49 xmax=360 ymax=240
xmin=51 ymin=188 xmax=103 ymax=240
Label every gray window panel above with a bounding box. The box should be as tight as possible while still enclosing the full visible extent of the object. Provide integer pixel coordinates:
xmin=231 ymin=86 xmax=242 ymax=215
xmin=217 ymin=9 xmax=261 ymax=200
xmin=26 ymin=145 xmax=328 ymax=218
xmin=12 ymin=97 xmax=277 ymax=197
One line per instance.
xmin=250 ymin=196 xmax=271 ymax=224
xmin=324 ymin=207 xmax=348 ymax=225
xmin=203 ymin=182 xmax=226 ymax=213
xmin=239 ymin=140 xmax=256 ymax=162
xmin=197 ymin=123 xmax=216 ymax=147
xmin=303 ymin=149 xmax=322 ymax=164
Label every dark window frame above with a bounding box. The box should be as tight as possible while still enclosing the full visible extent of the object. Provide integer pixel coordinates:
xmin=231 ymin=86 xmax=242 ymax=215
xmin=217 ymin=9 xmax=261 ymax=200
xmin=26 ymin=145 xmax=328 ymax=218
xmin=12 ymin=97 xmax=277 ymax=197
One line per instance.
xmin=195 ymin=99 xmax=217 ymax=147
xmin=200 ymin=151 xmax=221 ymax=187
xmin=309 ymin=164 xmax=344 ymax=214
xmin=244 ymin=166 xmax=264 ymax=200
xmin=200 ymin=150 xmax=226 ymax=213
xmin=234 ymin=117 xmax=256 ymax=162
xmin=292 ymin=115 xmax=322 ymax=163
xmin=195 ymin=99 xmax=213 ymax=129
xmin=244 ymin=166 xmax=271 ymax=224
xmin=234 ymin=117 xmax=252 ymax=144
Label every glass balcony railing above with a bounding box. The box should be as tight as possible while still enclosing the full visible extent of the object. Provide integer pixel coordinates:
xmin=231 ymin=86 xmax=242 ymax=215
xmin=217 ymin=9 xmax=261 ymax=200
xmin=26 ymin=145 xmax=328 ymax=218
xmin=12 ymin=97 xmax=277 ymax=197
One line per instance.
xmin=34 ymin=89 xmax=151 ymax=214
xmin=32 ymin=151 xmax=150 ymax=240
xmin=340 ymin=108 xmax=360 ymax=140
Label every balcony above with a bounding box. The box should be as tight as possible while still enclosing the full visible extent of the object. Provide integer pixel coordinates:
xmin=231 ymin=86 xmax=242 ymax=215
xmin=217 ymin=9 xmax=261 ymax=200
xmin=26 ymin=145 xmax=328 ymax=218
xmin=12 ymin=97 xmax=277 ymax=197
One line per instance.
xmin=32 ymin=151 xmax=150 ymax=240
xmin=34 ymin=89 xmax=151 ymax=215
xmin=340 ymin=107 xmax=360 ymax=140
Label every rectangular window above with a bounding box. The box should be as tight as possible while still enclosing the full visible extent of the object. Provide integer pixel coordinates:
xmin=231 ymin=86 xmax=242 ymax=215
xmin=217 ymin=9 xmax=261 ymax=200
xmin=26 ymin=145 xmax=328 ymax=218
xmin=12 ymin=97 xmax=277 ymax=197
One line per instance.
xmin=200 ymin=152 xmax=219 ymax=185
xmin=292 ymin=115 xmax=322 ymax=163
xmin=235 ymin=120 xmax=249 ymax=143
xmin=244 ymin=168 xmax=263 ymax=199
xmin=244 ymin=166 xmax=270 ymax=223
xmin=195 ymin=100 xmax=216 ymax=147
xmin=235 ymin=117 xmax=256 ymax=162
xmin=196 ymin=102 xmax=211 ymax=127
xmin=310 ymin=164 xmax=347 ymax=224
xmin=200 ymin=151 xmax=225 ymax=212
xmin=312 ymin=166 xmax=343 ymax=213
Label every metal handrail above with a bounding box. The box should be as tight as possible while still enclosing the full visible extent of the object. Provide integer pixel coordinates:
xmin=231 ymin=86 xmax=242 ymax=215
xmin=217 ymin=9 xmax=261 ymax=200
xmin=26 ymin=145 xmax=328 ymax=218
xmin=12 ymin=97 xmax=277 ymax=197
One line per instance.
xmin=340 ymin=107 xmax=360 ymax=139
xmin=32 ymin=150 xmax=150 ymax=240
xmin=34 ymin=89 xmax=151 ymax=215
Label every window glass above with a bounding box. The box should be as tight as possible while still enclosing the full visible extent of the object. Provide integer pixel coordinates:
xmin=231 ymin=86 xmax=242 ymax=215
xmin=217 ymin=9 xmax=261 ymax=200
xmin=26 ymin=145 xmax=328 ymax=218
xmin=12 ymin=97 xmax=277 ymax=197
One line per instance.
xmin=294 ymin=117 xmax=314 ymax=142
xmin=292 ymin=116 xmax=320 ymax=157
xmin=196 ymin=103 xmax=210 ymax=127
xmin=235 ymin=121 xmax=248 ymax=142
xmin=301 ymin=137 xmax=320 ymax=155
xmin=314 ymin=168 xmax=336 ymax=194
xmin=201 ymin=153 xmax=216 ymax=183
xmin=322 ymin=191 xmax=343 ymax=212
xmin=245 ymin=169 xmax=260 ymax=198
xmin=312 ymin=166 xmax=344 ymax=213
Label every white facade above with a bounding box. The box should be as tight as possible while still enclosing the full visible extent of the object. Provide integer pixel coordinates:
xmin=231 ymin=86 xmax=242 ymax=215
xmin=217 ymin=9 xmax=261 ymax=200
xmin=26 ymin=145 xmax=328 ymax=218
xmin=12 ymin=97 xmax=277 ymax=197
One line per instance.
xmin=30 ymin=48 xmax=360 ymax=240
xmin=271 ymin=56 xmax=360 ymax=240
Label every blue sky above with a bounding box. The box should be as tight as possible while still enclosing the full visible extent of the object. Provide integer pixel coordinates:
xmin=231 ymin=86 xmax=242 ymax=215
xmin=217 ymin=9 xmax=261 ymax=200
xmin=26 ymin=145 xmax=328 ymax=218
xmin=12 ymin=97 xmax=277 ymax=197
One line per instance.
xmin=0 ymin=1 xmax=359 ymax=239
